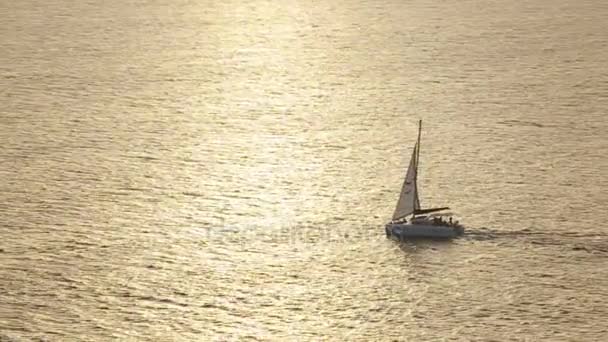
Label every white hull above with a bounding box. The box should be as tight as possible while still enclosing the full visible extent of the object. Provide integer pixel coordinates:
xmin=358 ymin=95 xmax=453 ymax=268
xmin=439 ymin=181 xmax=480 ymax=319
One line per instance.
xmin=385 ymin=223 xmax=464 ymax=240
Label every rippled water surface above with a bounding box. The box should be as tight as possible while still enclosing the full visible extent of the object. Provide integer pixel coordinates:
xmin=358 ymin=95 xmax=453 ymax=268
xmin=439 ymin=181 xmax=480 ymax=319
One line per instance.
xmin=1 ymin=0 xmax=608 ymax=340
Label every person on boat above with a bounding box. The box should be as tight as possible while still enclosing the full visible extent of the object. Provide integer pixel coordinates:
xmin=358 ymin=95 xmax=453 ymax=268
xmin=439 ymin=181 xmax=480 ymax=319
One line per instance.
xmin=449 ymin=217 xmax=453 ymax=225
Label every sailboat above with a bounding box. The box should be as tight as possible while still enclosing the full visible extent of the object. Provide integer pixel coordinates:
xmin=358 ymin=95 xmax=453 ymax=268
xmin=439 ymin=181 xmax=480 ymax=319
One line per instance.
xmin=385 ymin=120 xmax=464 ymax=240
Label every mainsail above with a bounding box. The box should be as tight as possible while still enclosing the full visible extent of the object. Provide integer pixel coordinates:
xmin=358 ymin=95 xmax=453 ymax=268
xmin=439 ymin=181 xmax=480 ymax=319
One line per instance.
xmin=392 ymin=143 xmax=421 ymax=220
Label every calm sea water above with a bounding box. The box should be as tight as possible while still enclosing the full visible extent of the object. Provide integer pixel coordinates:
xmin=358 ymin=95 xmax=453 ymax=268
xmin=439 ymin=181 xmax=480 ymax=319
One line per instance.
xmin=1 ymin=0 xmax=607 ymax=340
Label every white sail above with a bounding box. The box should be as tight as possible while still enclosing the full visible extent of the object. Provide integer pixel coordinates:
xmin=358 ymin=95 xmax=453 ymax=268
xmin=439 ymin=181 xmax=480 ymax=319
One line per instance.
xmin=392 ymin=143 xmax=421 ymax=220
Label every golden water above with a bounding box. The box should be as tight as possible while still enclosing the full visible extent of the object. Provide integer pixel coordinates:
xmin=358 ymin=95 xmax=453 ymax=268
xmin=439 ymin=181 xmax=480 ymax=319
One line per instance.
xmin=1 ymin=0 xmax=607 ymax=340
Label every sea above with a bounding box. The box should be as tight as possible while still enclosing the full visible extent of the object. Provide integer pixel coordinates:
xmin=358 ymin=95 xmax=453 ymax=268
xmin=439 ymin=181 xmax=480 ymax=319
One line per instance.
xmin=1 ymin=0 xmax=607 ymax=340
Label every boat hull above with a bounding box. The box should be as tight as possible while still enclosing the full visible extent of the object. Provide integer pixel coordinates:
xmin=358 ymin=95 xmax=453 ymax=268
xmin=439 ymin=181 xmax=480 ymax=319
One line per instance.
xmin=385 ymin=223 xmax=464 ymax=240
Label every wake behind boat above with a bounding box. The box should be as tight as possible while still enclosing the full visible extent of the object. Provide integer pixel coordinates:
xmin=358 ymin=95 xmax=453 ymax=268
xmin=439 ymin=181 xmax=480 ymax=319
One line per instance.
xmin=385 ymin=120 xmax=464 ymax=240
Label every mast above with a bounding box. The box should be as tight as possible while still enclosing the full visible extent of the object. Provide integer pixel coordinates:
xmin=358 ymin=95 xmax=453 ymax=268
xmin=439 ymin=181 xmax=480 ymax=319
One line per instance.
xmin=392 ymin=120 xmax=430 ymax=222
xmin=412 ymin=120 xmax=422 ymax=219
xmin=392 ymin=119 xmax=451 ymax=222
xmin=416 ymin=120 xmax=422 ymax=175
